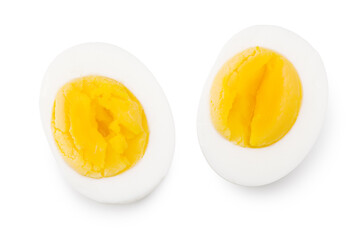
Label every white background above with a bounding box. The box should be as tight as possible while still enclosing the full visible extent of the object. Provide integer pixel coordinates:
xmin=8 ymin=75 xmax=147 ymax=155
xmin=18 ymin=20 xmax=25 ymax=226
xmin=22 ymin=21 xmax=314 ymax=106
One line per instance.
xmin=0 ymin=0 xmax=359 ymax=239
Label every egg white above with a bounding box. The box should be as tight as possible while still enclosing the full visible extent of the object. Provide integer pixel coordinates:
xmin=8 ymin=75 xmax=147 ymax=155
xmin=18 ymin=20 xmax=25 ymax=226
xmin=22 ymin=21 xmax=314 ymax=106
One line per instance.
xmin=40 ymin=43 xmax=175 ymax=203
xmin=197 ymin=25 xmax=327 ymax=186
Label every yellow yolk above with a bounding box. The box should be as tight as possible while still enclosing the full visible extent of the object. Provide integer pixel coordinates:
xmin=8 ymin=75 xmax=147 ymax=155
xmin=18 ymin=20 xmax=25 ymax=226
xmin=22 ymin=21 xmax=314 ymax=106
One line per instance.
xmin=210 ymin=47 xmax=302 ymax=148
xmin=51 ymin=75 xmax=149 ymax=178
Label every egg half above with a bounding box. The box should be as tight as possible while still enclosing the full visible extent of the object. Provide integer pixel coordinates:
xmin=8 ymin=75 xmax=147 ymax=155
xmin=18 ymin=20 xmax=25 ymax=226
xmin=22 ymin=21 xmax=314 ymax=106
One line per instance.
xmin=40 ymin=43 xmax=175 ymax=203
xmin=197 ymin=25 xmax=327 ymax=186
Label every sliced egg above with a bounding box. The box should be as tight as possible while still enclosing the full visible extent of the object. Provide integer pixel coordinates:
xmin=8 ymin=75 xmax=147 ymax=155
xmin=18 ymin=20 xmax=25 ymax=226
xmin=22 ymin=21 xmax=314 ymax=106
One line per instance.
xmin=40 ymin=43 xmax=175 ymax=203
xmin=197 ymin=25 xmax=327 ymax=186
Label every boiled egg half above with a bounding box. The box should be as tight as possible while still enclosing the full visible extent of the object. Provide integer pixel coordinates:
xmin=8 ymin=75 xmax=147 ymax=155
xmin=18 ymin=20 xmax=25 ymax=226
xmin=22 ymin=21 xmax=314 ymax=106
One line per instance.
xmin=40 ymin=43 xmax=175 ymax=203
xmin=197 ymin=25 xmax=327 ymax=186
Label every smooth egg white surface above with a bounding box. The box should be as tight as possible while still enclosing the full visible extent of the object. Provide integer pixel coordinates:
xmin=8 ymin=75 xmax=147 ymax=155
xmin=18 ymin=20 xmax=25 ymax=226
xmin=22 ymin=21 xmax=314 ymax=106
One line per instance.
xmin=40 ymin=43 xmax=175 ymax=203
xmin=197 ymin=25 xmax=327 ymax=186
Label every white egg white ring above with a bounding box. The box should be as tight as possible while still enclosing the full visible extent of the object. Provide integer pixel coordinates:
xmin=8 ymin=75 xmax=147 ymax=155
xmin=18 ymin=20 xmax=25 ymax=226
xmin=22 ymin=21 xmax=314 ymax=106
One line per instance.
xmin=40 ymin=43 xmax=175 ymax=203
xmin=197 ymin=25 xmax=327 ymax=186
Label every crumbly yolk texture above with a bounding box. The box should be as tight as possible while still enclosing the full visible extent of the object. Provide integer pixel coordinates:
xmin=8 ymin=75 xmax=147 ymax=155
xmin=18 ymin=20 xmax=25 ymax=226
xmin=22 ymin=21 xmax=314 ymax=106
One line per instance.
xmin=210 ymin=47 xmax=302 ymax=148
xmin=51 ymin=75 xmax=149 ymax=178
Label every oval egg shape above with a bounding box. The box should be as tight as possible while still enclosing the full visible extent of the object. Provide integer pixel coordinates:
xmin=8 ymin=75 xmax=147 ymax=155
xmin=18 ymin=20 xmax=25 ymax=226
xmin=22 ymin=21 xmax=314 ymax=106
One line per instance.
xmin=40 ymin=43 xmax=175 ymax=203
xmin=197 ymin=25 xmax=327 ymax=186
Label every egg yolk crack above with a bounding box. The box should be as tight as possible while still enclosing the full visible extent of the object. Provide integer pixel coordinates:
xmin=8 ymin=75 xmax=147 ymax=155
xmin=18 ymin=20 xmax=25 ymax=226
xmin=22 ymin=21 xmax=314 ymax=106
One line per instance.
xmin=52 ymin=75 xmax=149 ymax=178
xmin=210 ymin=47 xmax=302 ymax=148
